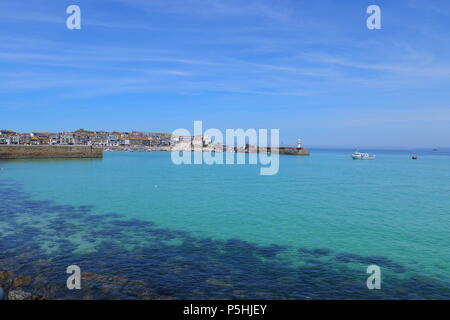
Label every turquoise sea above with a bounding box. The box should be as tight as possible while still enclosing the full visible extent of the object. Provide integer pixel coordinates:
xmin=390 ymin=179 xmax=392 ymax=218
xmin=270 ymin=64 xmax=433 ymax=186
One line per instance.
xmin=1 ymin=150 xmax=449 ymax=299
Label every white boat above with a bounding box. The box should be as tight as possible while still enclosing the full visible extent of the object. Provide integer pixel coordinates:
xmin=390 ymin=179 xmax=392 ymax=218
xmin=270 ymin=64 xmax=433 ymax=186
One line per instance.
xmin=352 ymin=152 xmax=376 ymax=160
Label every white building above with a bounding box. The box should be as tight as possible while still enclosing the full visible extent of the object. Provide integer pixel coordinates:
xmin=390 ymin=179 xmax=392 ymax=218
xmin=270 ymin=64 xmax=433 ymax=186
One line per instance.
xmin=60 ymin=134 xmax=75 ymax=145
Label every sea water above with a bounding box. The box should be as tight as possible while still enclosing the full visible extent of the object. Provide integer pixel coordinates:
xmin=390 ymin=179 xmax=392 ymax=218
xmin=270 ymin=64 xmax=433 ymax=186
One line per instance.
xmin=0 ymin=150 xmax=449 ymax=299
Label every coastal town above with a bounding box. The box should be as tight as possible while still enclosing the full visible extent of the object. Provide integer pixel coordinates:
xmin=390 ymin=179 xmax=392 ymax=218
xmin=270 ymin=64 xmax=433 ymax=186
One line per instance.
xmin=0 ymin=129 xmax=310 ymax=157
xmin=0 ymin=129 xmax=174 ymax=150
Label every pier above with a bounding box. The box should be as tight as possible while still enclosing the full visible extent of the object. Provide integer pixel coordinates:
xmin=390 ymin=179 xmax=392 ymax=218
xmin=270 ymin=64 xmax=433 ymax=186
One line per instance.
xmin=274 ymin=147 xmax=310 ymax=156
xmin=234 ymin=144 xmax=310 ymax=156
xmin=0 ymin=145 xmax=103 ymax=159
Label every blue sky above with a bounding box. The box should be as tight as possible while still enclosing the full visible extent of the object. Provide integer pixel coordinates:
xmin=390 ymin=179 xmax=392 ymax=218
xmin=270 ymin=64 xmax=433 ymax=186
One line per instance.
xmin=1 ymin=0 xmax=449 ymax=148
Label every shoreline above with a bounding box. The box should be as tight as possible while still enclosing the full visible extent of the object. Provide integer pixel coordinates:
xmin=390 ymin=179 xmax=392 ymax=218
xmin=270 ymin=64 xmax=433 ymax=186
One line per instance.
xmin=0 ymin=269 xmax=170 ymax=300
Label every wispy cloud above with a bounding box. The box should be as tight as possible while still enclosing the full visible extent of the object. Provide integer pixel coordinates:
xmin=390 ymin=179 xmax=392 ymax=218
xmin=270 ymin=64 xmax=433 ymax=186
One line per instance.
xmin=114 ymin=0 xmax=294 ymax=22
xmin=1 ymin=0 xmax=450 ymax=146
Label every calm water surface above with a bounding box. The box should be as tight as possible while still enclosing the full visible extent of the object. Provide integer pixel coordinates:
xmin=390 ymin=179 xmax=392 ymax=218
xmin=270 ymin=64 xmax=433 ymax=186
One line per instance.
xmin=1 ymin=150 xmax=449 ymax=299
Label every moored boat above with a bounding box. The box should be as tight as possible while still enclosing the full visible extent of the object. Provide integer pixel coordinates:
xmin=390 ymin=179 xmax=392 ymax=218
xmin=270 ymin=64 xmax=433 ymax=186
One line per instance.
xmin=352 ymin=152 xmax=376 ymax=160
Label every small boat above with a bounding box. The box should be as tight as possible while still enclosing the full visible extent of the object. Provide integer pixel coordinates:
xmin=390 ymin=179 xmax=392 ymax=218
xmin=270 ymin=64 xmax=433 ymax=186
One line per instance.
xmin=352 ymin=152 xmax=376 ymax=160
xmin=412 ymin=156 xmax=418 ymax=160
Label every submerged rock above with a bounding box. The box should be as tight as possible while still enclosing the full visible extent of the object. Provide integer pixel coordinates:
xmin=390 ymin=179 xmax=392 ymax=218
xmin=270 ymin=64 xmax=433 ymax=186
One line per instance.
xmin=8 ymin=289 xmax=32 ymax=300
xmin=7 ymin=289 xmax=43 ymax=300
xmin=122 ymin=280 xmax=170 ymax=300
xmin=206 ymin=278 xmax=233 ymax=289
xmin=0 ymin=270 xmax=13 ymax=287
xmin=0 ymin=270 xmax=12 ymax=281
xmin=12 ymin=275 xmax=33 ymax=288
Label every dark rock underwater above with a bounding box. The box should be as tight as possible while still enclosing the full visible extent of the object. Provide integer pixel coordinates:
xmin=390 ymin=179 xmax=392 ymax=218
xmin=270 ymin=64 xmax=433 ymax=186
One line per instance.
xmin=0 ymin=179 xmax=449 ymax=300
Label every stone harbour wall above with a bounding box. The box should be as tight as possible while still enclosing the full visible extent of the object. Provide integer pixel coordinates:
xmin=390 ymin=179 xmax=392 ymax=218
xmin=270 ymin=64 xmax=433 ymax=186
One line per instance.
xmin=240 ymin=147 xmax=310 ymax=156
xmin=0 ymin=145 xmax=103 ymax=159
xmin=277 ymin=147 xmax=310 ymax=156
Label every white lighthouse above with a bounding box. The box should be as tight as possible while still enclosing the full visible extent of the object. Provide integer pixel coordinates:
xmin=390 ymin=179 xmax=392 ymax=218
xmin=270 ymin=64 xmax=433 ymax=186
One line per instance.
xmin=297 ymin=138 xmax=303 ymax=149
